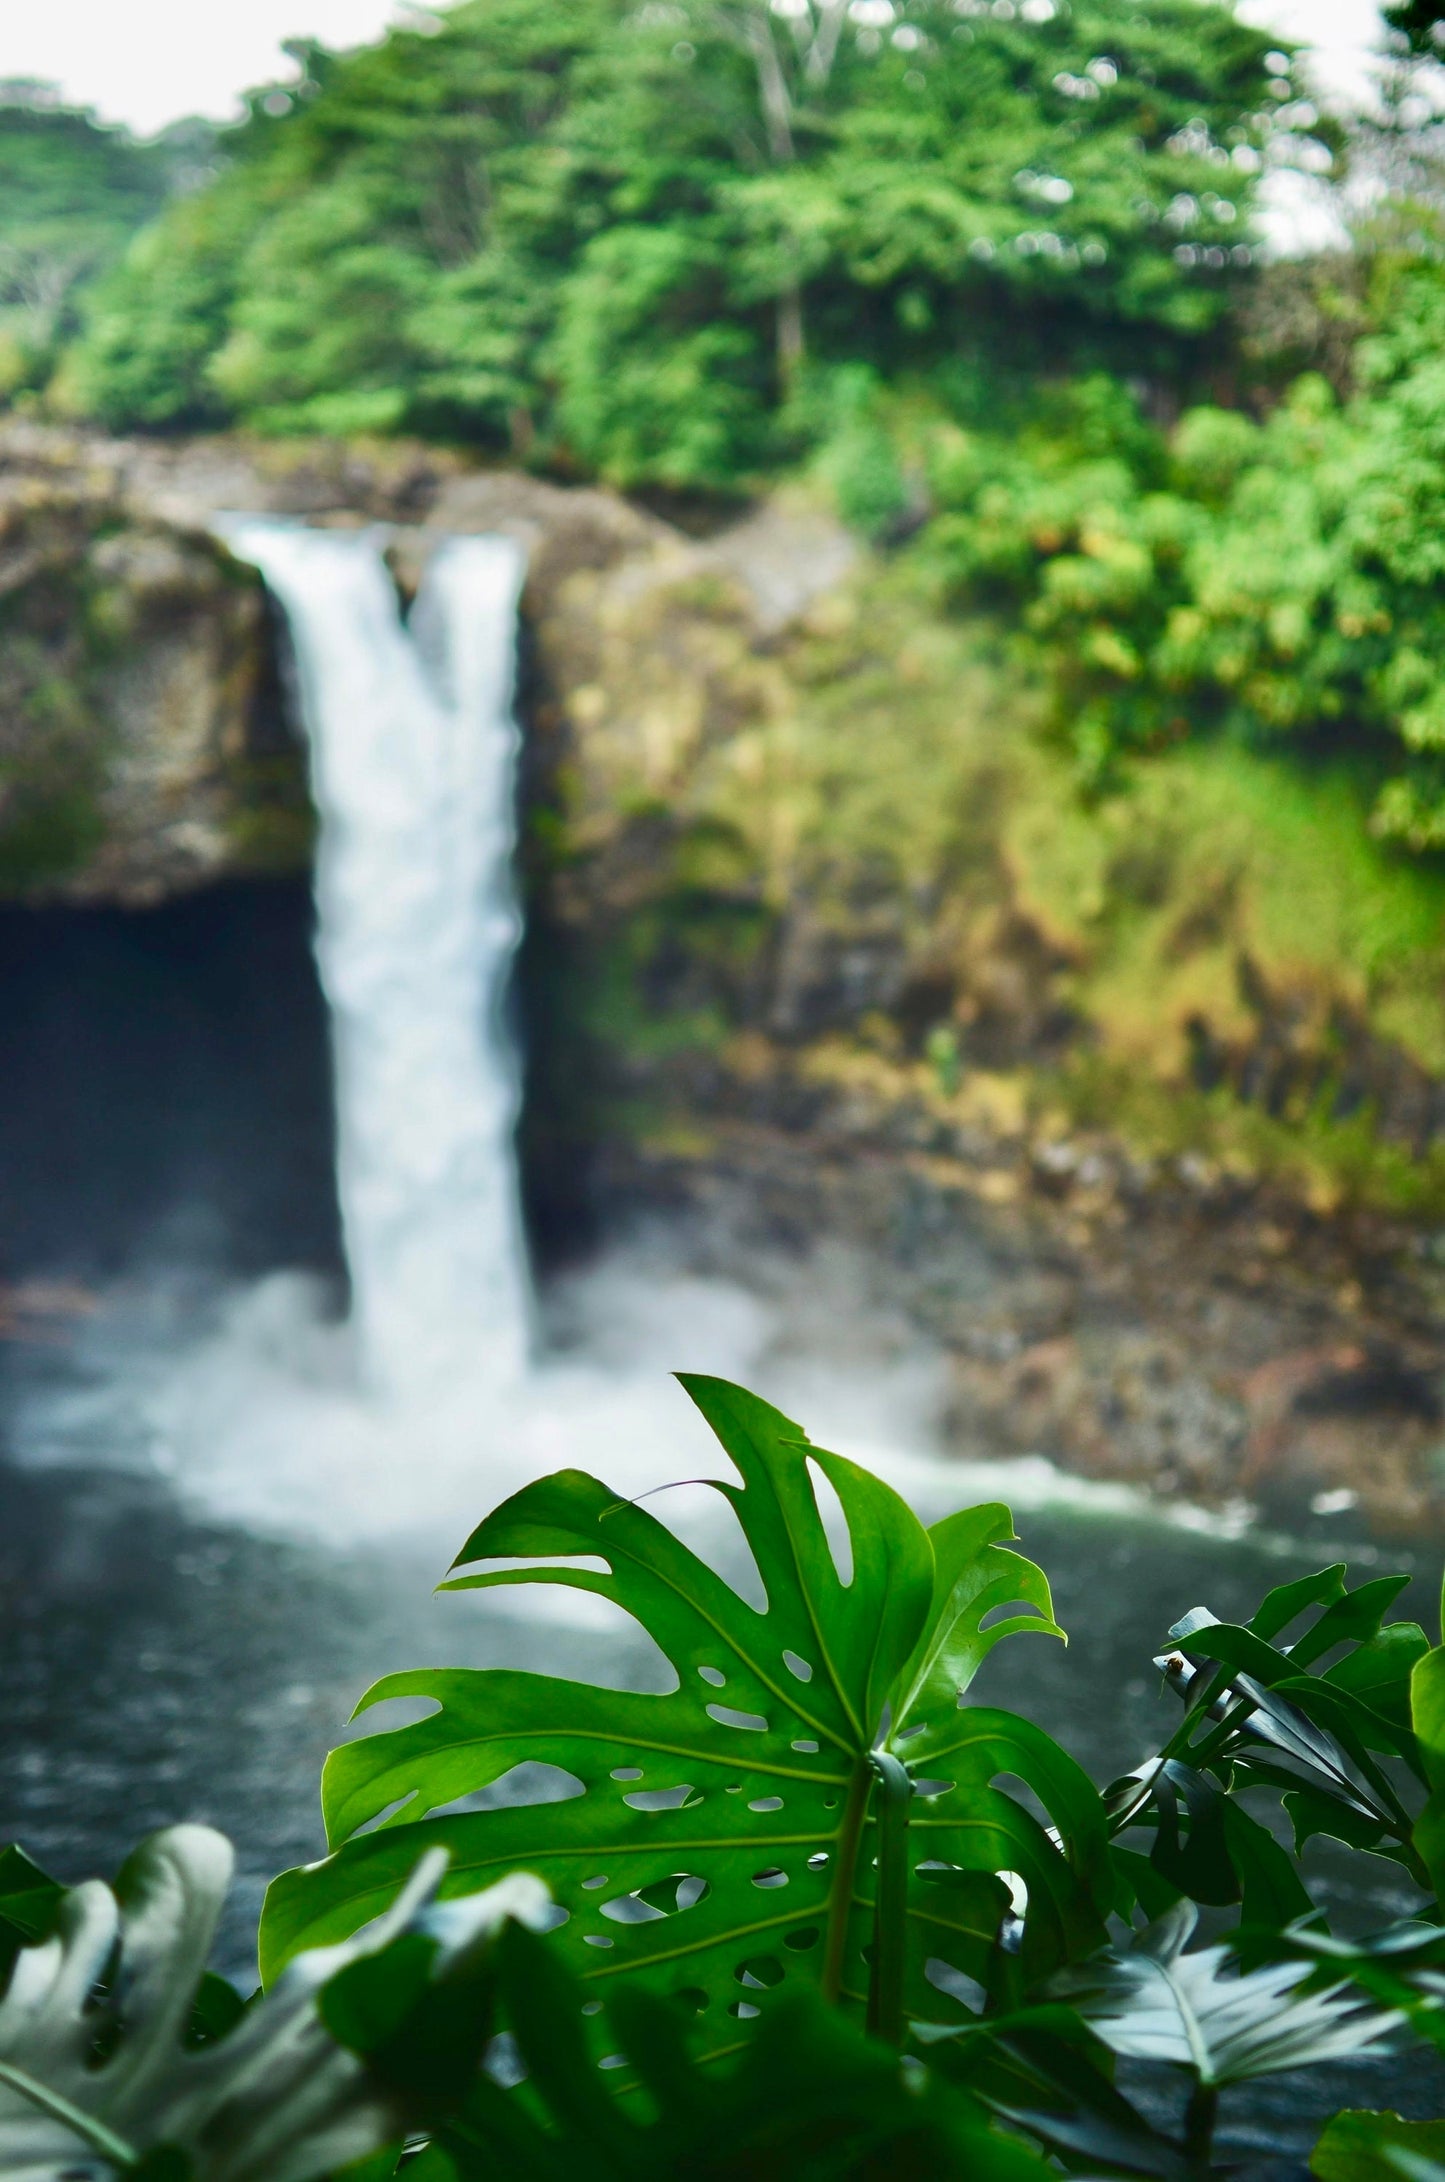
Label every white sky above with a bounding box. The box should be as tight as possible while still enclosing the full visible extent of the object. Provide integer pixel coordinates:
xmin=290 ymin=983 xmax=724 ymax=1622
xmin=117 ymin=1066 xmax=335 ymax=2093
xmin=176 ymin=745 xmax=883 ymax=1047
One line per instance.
xmin=0 ymin=2 xmax=414 ymax=135
xmin=0 ymin=0 xmax=1395 ymax=138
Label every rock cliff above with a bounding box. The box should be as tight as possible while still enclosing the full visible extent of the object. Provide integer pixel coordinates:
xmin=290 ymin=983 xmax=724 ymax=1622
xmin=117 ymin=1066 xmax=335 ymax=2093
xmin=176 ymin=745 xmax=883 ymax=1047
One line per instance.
xmin=4 ymin=422 xmax=1445 ymax=1528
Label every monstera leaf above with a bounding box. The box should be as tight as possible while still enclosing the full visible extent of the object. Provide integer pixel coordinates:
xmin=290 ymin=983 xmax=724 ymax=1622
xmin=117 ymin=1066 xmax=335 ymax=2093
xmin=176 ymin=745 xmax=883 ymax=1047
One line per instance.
xmin=1050 ymin=1902 xmax=1402 ymax=2089
xmin=0 ymin=1825 xmax=548 ymax=2182
xmin=262 ymin=1376 xmax=1113 ymax=2060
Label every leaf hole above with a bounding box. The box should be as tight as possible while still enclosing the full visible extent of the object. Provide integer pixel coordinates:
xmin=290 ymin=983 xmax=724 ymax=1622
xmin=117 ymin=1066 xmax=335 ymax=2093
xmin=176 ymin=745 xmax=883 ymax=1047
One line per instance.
xmin=352 ymin=1793 xmax=419 ymax=1833
xmin=675 ymin=1986 xmax=709 ymax=2013
xmin=581 ymin=2000 xmax=604 ymax=2016
xmin=728 ymin=2000 xmax=761 ymax=2019
xmin=784 ymin=1926 xmax=821 ymax=1952
xmin=624 ymin=1784 xmax=700 ymax=1811
xmin=426 ymin=1761 xmax=584 ymax=1820
xmin=782 ymin=1650 xmax=814 ymax=1683
xmin=706 ymin=1704 xmax=769 ymax=1733
xmin=748 ymin=1796 xmax=784 ymax=1813
xmin=633 ymin=1874 xmax=711 ymax=1916
xmin=805 ymin=1457 xmax=855 ymax=1587
xmin=599 ymin=2054 xmax=628 ymax=2071
xmin=925 ymin=1958 xmax=987 ymax=2011
xmin=979 ymin=1598 xmax=1049 ymax=1631
xmin=483 ymin=2031 xmax=526 ymax=2088
xmin=806 ymin=1852 xmax=830 ymax=1870
xmin=351 ymin=1694 xmax=441 ymax=1734
xmin=601 ymin=1893 xmax=668 ymax=1924
xmin=698 ymin=1665 xmax=727 ymax=1687
xmin=894 ymin=1720 xmax=927 ymax=1743
xmin=791 ymin=1739 xmax=819 ymax=1753
xmin=583 ymin=1934 xmax=614 ymax=1949
xmin=910 ymin=1779 xmax=956 ymax=1799
xmin=752 ymin=1867 xmax=788 ymax=1889
xmin=581 ymin=1875 xmax=609 ymax=1891
xmin=451 ymin=1554 xmax=611 ymax=1577
xmin=735 ymin=1954 xmax=785 ymax=1989
xmin=991 ymin=1771 xmax=1054 ymax=1834
xmin=611 ymin=1767 xmax=644 ymax=1781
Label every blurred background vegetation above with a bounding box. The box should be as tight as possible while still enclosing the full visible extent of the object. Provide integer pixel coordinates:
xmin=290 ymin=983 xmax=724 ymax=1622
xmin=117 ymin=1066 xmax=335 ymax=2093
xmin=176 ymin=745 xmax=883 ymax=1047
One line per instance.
xmin=13 ymin=0 xmax=1445 ymax=1218
xmin=11 ymin=0 xmax=1445 ymax=852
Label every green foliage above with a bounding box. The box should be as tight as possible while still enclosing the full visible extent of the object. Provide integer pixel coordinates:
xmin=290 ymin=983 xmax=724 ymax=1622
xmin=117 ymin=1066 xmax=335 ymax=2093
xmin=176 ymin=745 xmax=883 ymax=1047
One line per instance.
xmin=1050 ymin=1901 xmax=1400 ymax=2085
xmin=1117 ymin=1569 xmax=1431 ymax=1893
xmin=0 ymin=1826 xmax=549 ymax=2180
xmin=1313 ymin=2110 xmax=1445 ymax=2182
xmin=60 ymin=0 xmax=1318 ymax=480
xmin=260 ymin=1377 xmax=1104 ymax=2050
xmin=923 ymin=260 xmax=1445 ymax=849
xmin=437 ymin=1922 xmax=1056 ymax=2180
xmin=12 ymin=1374 xmax=1445 ymax=2177
xmin=0 ymin=88 xmax=192 ymax=400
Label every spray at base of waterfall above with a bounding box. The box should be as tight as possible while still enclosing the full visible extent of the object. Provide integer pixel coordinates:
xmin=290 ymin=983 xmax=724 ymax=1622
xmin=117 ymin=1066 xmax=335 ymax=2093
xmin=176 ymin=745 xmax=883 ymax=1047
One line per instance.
xmin=6 ymin=1227 xmax=1270 ymax=1627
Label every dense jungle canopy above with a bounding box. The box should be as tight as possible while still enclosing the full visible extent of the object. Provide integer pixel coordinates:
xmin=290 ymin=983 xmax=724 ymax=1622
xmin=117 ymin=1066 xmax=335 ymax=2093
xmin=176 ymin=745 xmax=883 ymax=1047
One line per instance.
xmin=11 ymin=0 xmax=1445 ymax=848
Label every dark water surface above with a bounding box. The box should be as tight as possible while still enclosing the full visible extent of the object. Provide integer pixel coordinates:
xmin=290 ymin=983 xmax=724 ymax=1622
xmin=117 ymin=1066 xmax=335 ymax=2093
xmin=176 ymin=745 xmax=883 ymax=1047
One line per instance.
xmin=1 ymin=1426 xmax=1442 ymax=2174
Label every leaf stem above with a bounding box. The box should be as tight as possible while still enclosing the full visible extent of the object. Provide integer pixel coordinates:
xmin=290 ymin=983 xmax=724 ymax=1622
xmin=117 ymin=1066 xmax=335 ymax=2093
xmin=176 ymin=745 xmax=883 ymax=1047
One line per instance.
xmin=821 ymin=1758 xmax=872 ymax=2006
xmin=0 ymin=2060 xmax=138 ymax=2168
xmin=866 ymin=1751 xmax=912 ymax=2048
xmin=1183 ymin=2078 xmax=1218 ymax=2178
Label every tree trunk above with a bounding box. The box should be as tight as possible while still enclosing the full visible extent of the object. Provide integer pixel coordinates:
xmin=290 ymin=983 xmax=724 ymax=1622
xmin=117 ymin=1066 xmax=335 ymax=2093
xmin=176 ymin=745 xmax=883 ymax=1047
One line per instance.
xmin=777 ymin=279 xmax=806 ymax=379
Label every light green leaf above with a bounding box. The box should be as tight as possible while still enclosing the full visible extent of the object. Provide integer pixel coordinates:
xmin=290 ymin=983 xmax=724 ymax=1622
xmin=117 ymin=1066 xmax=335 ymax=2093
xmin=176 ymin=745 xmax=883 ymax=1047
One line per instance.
xmin=1312 ymin=2109 xmax=1445 ymax=2182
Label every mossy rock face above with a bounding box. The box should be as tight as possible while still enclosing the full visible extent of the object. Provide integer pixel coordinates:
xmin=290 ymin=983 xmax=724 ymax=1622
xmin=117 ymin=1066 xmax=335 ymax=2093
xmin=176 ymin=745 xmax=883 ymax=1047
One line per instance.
xmin=0 ymin=480 xmax=311 ymax=901
xmin=520 ymin=501 xmax=1445 ymax=1223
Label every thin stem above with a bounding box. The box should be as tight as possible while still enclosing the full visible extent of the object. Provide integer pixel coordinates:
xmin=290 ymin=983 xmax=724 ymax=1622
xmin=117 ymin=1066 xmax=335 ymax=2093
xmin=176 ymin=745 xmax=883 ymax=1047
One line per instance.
xmin=821 ymin=1758 xmax=872 ymax=2005
xmin=0 ymin=2061 xmax=138 ymax=2169
xmin=866 ymin=1750 xmax=912 ymax=2048
xmin=1183 ymin=2078 xmax=1219 ymax=2178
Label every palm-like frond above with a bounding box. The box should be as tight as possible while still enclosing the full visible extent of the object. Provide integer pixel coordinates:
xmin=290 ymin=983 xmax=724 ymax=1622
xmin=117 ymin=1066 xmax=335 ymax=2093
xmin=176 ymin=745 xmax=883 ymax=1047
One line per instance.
xmin=1051 ymin=1903 xmax=1402 ymax=2088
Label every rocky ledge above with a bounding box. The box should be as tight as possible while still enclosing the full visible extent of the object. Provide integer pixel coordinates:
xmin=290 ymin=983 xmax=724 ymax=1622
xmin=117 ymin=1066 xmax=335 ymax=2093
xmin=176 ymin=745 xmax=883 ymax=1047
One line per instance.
xmin=0 ymin=421 xmax=846 ymax=902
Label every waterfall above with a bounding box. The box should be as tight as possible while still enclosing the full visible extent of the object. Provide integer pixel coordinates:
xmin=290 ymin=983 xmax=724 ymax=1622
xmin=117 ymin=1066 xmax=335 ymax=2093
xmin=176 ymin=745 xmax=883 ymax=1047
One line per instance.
xmin=220 ymin=521 xmax=531 ymax=1398
xmin=8 ymin=518 xmax=948 ymax=1551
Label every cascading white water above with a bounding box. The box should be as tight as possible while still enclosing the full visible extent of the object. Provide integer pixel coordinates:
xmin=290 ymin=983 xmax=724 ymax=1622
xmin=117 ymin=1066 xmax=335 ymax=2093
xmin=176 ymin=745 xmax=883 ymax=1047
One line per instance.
xmin=221 ymin=521 xmax=531 ymax=1398
xmin=11 ymin=519 xmax=955 ymax=1553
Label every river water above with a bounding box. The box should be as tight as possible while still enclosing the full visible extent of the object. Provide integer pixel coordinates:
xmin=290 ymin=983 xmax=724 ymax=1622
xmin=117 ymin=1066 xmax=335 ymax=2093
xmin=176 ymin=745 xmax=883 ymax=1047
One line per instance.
xmin=1 ymin=525 xmax=1441 ymax=2172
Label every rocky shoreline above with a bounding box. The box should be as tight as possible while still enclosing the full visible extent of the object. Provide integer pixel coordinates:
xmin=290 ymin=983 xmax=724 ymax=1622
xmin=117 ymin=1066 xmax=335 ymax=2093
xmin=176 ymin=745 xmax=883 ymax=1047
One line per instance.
xmin=586 ymin=1073 xmax=1445 ymax=1534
